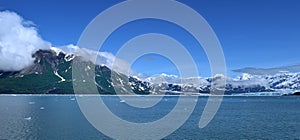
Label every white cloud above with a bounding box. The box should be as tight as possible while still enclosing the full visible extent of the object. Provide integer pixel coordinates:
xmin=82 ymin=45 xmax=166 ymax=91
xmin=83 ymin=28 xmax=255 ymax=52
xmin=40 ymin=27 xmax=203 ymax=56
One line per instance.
xmin=0 ymin=11 xmax=51 ymax=71
xmin=0 ymin=11 xmax=130 ymax=74
xmin=57 ymin=45 xmax=132 ymax=75
xmin=230 ymin=75 xmax=269 ymax=88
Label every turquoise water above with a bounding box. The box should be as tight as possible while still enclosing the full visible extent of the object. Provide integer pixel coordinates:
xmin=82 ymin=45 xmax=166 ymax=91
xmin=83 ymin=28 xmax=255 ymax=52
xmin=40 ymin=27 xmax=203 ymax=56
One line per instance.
xmin=0 ymin=95 xmax=299 ymax=139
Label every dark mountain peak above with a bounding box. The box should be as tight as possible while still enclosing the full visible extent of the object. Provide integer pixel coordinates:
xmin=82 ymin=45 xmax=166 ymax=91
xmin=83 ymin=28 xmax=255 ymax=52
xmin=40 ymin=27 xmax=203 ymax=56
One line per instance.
xmin=20 ymin=49 xmax=66 ymax=75
xmin=33 ymin=49 xmax=65 ymax=64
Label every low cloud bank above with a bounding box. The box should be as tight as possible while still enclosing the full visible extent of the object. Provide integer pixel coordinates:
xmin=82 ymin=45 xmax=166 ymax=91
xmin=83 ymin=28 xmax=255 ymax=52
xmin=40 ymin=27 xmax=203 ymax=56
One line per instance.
xmin=233 ymin=65 xmax=300 ymax=75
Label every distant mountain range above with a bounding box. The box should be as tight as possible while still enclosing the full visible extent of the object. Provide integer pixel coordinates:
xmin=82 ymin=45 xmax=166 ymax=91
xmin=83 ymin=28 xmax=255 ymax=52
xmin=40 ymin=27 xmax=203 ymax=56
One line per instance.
xmin=146 ymin=72 xmax=300 ymax=95
xmin=0 ymin=48 xmax=299 ymax=95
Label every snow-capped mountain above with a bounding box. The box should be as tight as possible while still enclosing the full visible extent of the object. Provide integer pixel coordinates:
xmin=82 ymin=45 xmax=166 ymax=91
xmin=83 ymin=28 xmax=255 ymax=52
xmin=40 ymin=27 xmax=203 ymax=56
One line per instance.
xmin=265 ymin=72 xmax=300 ymax=90
xmin=145 ymin=72 xmax=300 ymax=94
xmin=0 ymin=47 xmax=299 ymax=95
xmin=146 ymin=73 xmax=272 ymax=94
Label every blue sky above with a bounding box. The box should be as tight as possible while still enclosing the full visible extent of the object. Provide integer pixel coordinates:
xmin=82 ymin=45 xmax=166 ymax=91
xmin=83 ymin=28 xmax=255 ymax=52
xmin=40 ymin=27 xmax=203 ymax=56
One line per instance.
xmin=1 ymin=0 xmax=300 ymax=77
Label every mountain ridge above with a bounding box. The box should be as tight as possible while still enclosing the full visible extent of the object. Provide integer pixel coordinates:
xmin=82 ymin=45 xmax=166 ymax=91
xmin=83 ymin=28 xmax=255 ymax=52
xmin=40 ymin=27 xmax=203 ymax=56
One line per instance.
xmin=0 ymin=48 xmax=299 ymax=95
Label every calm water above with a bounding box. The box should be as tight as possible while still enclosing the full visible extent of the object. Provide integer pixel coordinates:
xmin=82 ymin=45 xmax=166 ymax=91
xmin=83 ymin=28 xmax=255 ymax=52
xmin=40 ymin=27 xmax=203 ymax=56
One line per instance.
xmin=0 ymin=95 xmax=299 ymax=139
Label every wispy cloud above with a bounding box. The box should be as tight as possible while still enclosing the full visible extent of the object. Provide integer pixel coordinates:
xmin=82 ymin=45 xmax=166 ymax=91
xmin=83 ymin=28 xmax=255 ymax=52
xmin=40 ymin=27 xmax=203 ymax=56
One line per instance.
xmin=233 ymin=65 xmax=300 ymax=75
xmin=57 ymin=45 xmax=132 ymax=75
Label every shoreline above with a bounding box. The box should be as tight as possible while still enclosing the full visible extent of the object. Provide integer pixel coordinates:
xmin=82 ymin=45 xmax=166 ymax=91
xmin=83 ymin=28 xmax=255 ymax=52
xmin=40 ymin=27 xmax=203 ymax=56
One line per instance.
xmin=0 ymin=94 xmax=292 ymax=97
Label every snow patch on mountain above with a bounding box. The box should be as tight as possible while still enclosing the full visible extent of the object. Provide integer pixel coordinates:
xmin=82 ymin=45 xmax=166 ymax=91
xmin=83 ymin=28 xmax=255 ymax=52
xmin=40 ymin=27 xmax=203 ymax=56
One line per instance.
xmin=54 ymin=70 xmax=66 ymax=83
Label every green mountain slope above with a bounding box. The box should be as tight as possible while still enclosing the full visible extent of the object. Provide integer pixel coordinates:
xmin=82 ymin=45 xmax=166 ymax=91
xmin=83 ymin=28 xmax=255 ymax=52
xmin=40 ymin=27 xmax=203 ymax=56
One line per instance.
xmin=0 ymin=50 xmax=150 ymax=94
